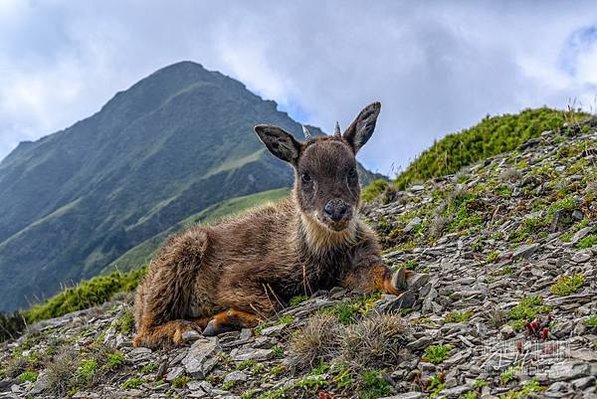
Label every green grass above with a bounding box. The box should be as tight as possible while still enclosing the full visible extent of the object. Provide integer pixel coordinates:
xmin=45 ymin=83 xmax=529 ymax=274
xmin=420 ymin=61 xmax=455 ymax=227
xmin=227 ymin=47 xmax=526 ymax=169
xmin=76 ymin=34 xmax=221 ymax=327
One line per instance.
xmin=358 ymin=370 xmax=394 ymax=399
xmin=545 ymin=196 xmax=579 ymax=228
xmin=586 ymin=314 xmax=597 ymax=328
xmin=362 ymin=179 xmax=389 ymax=202
xmin=250 ymin=363 xmax=265 ymax=374
xmin=387 ymin=108 xmax=587 ymax=191
xmin=500 ymin=378 xmax=544 ymax=399
xmin=550 ymin=274 xmax=585 ymax=296
xmin=141 ymin=363 xmax=158 ymax=373
xmin=323 ymin=293 xmax=382 ymax=325
xmin=121 ymin=377 xmax=145 ymax=389
xmin=509 ymin=296 xmax=552 ymax=321
xmin=444 ymin=310 xmax=473 ymax=323
xmin=257 ymin=387 xmax=288 ymax=399
xmin=428 ymin=373 xmax=446 ymax=398
xmin=106 ymin=351 xmax=125 ymax=369
xmin=221 ymin=380 xmax=237 ymax=391
xmin=114 ymin=310 xmax=135 ymax=335
xmin=486 ymin=250 xmax=500 ymax=263
xmin=25 ymin=267 xmax=146 ymax=323
xmin=241 ymin=389 xmax=258 ymax=399
xmin=76 ymin=359 xmax=98 ymax=384
xmin=327 ymin=301 xmax=362 ymax=325
xmin=236 ymin=360 xmax=257 ymax=371
xmin=473 ymin=379 xmax=488 ymax=389
xmin=500 ymin=366 xmax=522 ymax=385
xmin=17 ymin=370 xmax=38 ymax=383
xmin=294 ymin=375 xmax=327 ymax=391
xmin=171 ymin=375 xmax=191 ymax=389
xmin=272 ymin=345 xmax=285 ymax=358
xmin=289 ymin=295 xmax=309 ymax=307
xmin=422 ymin=344 xmax=452 ymax=364
xmin=577 ymin=234 xmax=597 ymax=249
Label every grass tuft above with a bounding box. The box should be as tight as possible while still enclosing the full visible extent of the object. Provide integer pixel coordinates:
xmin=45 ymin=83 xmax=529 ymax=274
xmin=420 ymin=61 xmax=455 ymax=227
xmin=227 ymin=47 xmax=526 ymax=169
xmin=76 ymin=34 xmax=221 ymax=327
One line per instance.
xmin=500 ymin=366 xmax=522 ymax=385
xmin=121 ymin=377 xmax=145 ymax=389
xmin=577 ymin=234 xmax=597 ymax=249
xmin=171 ymin=375 xmax=191 ymax=389
xmin=444 ymin=310 xmax=473 ymax=323
xmin=342 ymin=312 xmax=408 ymax=369
xmin=422 ymin=344 xmax=452 ymax=364
xmin=508 ymin=296 xmax=552 ymax=322
xmin=550 ymin=274 xmax=585 ymax=296
xmin=17 ymin=370 xmax=38 ymax=383
xmin=288 ymin=313 xmax=342 ymax=368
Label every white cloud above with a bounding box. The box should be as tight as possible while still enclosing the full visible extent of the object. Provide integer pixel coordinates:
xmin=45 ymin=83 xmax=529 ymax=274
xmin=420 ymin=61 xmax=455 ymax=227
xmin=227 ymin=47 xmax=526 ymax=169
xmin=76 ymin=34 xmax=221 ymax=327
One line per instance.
xmin=0 ymin=1 xmax=596 ymax=174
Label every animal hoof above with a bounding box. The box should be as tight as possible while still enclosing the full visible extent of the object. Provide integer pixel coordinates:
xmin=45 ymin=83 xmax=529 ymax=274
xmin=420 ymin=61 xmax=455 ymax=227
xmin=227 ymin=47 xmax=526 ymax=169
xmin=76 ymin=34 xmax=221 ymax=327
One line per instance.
xmin=202 ymin=319 xmax=218 ymax=336
xmin=391 ymin=268 xmax=407 ymax=291
xmin=181 ymin=329 xmax=201 ymax=342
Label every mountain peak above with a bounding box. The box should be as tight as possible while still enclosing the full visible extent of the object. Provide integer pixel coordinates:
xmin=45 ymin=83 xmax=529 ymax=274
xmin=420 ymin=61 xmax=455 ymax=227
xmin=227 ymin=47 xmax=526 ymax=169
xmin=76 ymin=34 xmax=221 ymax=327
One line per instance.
xmin=0 ymin=62 xmax=379 ymax=312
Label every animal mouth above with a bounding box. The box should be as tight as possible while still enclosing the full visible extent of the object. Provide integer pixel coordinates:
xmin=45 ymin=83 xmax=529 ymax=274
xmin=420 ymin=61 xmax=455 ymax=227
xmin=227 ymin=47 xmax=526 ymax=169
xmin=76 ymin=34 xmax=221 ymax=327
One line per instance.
xmin=317 ymin=213 xmax=353 ymax=232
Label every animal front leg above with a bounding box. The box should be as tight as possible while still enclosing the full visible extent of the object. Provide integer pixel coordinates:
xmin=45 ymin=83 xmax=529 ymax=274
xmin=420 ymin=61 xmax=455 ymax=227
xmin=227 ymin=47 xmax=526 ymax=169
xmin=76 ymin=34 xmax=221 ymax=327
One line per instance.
xmin=342 ymin=263 xmax=411 ymax=295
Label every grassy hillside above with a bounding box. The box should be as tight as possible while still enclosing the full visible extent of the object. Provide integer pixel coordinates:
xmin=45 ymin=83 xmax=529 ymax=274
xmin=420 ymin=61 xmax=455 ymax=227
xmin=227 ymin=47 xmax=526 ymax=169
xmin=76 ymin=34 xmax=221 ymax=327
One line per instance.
xmin=363 ymin=107 xmax=589 ymax=200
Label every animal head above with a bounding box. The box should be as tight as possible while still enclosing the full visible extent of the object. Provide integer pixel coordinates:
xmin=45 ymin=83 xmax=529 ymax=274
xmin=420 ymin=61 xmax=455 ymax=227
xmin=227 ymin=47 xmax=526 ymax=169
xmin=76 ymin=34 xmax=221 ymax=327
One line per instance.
xmin=255 ymin=102 xmax=381 ymax=232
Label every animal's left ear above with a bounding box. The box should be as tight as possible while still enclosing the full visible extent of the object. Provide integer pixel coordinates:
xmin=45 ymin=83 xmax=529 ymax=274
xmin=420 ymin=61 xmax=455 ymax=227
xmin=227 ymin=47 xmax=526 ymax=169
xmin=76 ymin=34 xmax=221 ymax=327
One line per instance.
xmin=343 ymin=102 xmax=381 ymax=154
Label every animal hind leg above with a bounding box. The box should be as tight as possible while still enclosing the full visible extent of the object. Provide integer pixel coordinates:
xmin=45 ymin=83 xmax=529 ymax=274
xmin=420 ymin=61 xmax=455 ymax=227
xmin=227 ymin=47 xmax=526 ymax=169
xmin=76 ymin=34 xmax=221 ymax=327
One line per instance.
xmin=133 ymin=227 xmax=209 ymax=347
xmin=201 ymin=309 xmax=261 ymax=336
xmin=134 ymin=319 xmax=203 ymax=348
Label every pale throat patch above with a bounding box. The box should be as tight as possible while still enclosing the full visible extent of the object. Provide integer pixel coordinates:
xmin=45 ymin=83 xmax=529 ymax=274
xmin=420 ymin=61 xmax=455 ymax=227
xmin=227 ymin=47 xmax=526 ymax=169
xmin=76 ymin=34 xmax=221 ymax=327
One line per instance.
xmin=299 ymin=213 xmax=357 ymax=254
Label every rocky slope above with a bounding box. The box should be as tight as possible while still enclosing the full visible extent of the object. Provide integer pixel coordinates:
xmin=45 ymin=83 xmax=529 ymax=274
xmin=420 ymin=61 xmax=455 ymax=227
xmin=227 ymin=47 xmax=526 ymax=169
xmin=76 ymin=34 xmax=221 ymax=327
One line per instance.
xmin=0 ymin=119 xmax=595 ymax=398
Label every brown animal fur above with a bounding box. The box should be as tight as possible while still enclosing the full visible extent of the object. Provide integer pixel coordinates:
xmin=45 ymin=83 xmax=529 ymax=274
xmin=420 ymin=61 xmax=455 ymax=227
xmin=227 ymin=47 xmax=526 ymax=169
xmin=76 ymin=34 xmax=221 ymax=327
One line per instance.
xmin=134 ymin=102 xmax=408 ymax=348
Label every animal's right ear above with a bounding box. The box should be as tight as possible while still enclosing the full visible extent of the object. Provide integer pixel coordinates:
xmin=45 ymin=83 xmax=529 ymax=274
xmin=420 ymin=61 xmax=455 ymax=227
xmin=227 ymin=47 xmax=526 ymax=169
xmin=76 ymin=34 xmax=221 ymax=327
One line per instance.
xmin=254 ymin=125 xmax=302 ymax=164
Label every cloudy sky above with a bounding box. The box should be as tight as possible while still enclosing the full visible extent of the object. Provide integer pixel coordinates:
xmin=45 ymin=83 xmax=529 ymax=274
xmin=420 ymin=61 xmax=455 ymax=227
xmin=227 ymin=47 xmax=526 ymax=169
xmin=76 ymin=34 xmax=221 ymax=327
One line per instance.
xmin=1 ymin=1 xmax=596 ymax=174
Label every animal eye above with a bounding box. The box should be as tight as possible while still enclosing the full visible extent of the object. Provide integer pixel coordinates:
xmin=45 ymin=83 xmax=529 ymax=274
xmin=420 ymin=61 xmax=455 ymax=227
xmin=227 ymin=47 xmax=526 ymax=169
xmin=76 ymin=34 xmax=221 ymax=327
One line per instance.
xmin=301 ymin=173 xmax=312 ymax=183
xmin=348 ymin=168 xmax=358 ymax=178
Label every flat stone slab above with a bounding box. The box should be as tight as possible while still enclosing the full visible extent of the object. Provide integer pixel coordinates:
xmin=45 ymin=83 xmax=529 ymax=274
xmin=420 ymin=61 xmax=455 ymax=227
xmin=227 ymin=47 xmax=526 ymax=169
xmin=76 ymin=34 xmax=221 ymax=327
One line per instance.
xmin=230 ymin=347 xmax=274 ymax=362
xmin=182 ymin=337 xmax=221 ymax=379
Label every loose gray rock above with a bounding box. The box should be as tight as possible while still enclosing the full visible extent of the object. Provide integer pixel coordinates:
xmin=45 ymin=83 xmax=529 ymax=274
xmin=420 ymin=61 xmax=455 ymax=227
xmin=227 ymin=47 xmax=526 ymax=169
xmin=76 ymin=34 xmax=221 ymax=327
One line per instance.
xmin=182 ymin=337 xmax=221 ymax=379
xmin=230 ymin=347 xmax=274 ymax=361
xmin=572 ymin=375 xmax=596 ymax=390
xmin=182 ymin=329 xmax=202 ymax=343
xmin=512 ymin=243 xmax=539 ymax=259
xmin=547 ymin=361 xmax=592 ymax=382
xmin=380 ymin=393 xmax=423 ymax=399
xmin=166 ymin=366 xmax=185 ymax=382
xmin=224 ymin=371 xmax=248 ymax=383
xmin=377 ymin=291 xmax=416 ymax=312
xmin=440 ymin=385 xmax=471 ymax=398
xmin=404 ymin=217 xmax=422 ymax=233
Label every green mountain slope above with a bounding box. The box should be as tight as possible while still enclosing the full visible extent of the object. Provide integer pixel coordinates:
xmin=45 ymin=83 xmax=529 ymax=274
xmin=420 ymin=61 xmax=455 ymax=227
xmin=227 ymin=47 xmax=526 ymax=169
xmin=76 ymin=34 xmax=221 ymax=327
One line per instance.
xmin=0 ymin=61 xmax=379 ymax=312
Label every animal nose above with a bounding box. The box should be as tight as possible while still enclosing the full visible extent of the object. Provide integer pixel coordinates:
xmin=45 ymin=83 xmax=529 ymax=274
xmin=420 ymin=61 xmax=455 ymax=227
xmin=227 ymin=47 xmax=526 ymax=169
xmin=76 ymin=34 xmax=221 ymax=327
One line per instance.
xmin=324 ymin=200 xmax=348 ymax=222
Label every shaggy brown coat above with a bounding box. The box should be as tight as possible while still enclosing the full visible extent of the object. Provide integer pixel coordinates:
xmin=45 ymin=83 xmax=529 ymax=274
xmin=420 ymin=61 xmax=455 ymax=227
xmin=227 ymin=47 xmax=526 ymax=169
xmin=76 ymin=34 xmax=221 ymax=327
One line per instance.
xmin=133 ymin=102 xmax=406 ymax=348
